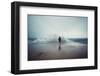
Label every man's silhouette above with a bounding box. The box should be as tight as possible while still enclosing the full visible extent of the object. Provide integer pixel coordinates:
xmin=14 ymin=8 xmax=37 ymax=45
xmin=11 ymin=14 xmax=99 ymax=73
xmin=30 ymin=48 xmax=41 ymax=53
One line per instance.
xmin=58 ymin=36 xmax=61 ymax=44
xmin=58 ymin=36 xmax=61 ymax=51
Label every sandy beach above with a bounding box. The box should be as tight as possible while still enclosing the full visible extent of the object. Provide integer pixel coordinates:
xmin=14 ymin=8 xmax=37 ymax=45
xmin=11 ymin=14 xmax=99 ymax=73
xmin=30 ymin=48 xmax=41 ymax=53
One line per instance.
xmin=28 ymin=41 xmax=88 ymax=61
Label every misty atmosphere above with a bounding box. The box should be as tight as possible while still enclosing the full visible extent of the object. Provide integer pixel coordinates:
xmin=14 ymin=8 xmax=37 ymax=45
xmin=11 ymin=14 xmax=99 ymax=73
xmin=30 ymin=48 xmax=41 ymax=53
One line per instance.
xmin=28 ymin=15 xmax=88 ymax=61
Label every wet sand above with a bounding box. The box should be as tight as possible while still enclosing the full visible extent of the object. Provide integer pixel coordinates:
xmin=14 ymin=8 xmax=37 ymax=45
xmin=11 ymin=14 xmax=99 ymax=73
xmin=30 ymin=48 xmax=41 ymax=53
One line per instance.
xmin=28 ymin=42 xmax=88 ymax=61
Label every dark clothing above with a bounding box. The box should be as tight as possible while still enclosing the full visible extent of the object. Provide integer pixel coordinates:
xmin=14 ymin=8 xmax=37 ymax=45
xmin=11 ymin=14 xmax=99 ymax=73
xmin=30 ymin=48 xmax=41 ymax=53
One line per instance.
xmin=58 ymin=37 xmax=61 ymax=43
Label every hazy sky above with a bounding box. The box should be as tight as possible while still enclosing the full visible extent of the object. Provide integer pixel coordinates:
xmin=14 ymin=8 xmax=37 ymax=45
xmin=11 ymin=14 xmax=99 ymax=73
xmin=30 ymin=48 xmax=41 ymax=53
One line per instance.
xmin=28 ymin=15 xmax=88 ymax=38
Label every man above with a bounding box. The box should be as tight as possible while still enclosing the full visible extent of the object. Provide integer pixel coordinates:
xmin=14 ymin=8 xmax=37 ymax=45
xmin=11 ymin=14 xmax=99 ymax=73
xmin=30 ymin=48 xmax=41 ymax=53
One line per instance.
xmin=58 ymin=36 xmax=61 ymax=44
xmin=58 ymin=36 xmax=61 ymax=51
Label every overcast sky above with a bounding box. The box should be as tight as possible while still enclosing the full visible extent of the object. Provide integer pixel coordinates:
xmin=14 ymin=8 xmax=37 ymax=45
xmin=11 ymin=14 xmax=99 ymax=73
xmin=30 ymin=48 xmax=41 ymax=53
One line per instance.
xmin=28 ymin=15 xmax=88 ymax=39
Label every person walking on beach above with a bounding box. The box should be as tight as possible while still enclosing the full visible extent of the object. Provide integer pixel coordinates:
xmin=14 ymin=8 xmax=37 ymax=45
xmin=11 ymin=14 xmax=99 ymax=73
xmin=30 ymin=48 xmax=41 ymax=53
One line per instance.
xmin=58 ymin=36 xmax=61 ymax=44
xmin=58 ymin=36 xmax=61 ymax=51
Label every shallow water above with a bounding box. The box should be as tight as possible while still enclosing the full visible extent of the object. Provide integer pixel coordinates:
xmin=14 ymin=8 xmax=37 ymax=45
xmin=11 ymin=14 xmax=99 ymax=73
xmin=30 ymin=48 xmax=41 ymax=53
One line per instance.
xmin=28 ymin=40 xmax=88 ymax=61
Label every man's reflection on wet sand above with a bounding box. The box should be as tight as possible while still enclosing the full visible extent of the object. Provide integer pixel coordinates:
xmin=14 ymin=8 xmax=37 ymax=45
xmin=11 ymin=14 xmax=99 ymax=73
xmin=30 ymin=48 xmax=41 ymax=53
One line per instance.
xmin=58 ymin=43 xmax=61 ymax=51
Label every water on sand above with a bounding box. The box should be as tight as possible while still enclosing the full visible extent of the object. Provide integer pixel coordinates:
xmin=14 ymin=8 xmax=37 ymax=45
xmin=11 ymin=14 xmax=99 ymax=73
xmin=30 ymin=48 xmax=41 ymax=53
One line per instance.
xmin=28 ymin=40 xmax=88 ymax=61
